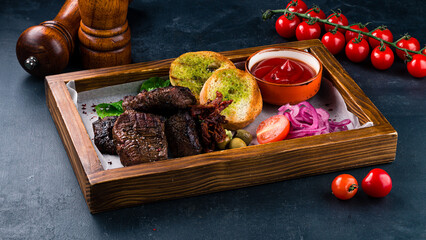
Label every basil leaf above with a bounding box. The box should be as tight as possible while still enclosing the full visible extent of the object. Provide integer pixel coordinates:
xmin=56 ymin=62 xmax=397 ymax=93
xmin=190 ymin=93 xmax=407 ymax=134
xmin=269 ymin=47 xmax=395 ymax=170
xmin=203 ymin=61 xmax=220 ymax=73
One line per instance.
xmin=95 ymin=100 xmax=124 ymax=119
xmin=140 ymin=77 xmax=171 ymax=92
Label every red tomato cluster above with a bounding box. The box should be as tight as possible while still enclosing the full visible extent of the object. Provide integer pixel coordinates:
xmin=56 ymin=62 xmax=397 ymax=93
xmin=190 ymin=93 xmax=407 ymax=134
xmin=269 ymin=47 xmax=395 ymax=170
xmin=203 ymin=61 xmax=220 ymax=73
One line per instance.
xmin=331 ymin=168 xmax=392 ymax=200
xmin=275 ymin=0 xmax=426 ymax=78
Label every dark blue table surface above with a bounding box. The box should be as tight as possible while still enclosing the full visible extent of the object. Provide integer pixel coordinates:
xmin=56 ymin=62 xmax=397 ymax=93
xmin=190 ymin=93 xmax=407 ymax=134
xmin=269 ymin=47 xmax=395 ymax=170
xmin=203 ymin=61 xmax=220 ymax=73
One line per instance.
xmin=1 ymin=0 xmax=425 ymax=239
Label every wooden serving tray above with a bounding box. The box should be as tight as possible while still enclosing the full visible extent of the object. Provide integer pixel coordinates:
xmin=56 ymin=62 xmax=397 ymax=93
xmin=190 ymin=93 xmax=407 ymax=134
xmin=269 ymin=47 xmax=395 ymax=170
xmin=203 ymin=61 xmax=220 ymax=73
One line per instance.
xmin=45 ymin=39 xmax=397 ymax=213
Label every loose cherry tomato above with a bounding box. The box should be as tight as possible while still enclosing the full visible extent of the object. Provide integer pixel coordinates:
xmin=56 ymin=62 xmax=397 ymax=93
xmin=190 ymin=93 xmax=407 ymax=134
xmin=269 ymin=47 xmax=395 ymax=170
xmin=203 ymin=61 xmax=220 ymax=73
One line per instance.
xmin=286 ymin=0 xmax=308 ymax=14
xmin=371 ymin=45 xmax=394 ymax=70
xmin=321 ymin=31 xmax=346 ymax=55
xmin=345 ymin=24 xmax=369 ymax=43
xmin=396 ymin=35 xmax=421 ymax=60
xmin=324 ymin=13 xmax=348 ymax=34
xmin=407 ymin=54 xmax=426 ymax=78
xmin=275 ymin=14 xmax=300 ymax=38
xmin=369 ymin=27 xmax=394 ymax=49
xmin=331 ymin=174 xmax=358 ymax=200
xmin=362 ymin=168 xmax=392 ymax=198
xmin=304 ymin=7 xmax=326 ymax=29
xmin=256 ymin=115 xmax=290 ymax=144
xmin=295 ymin=21 xmax=321 ymax=41
xmin=345 ymin=38 xmax=370 ymax=63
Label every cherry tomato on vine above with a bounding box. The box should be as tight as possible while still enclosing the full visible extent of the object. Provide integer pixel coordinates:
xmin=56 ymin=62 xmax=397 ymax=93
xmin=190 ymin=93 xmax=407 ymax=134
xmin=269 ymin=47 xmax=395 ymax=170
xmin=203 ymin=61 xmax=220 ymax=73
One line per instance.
xmin=422 ymin=48 xmax=426 ymax=55
xmin=286 ymin=0 xmax=308 ymax=14
xmin=321 ymin=31 xmax=345 ymax=55
xmin=369 ymin=27 xmax=394 ymax=49
xmin=371 ymin=45 xmax=394 ymax=70
xmin=304 ymin=7 xmax=326 ymax=29
xmin=362 ymin=169 xmax=392 ymax=198
xmin=345 ymin=38 xmax=370 ymax=63
xmin=275 ymin=15 xmax=300 ymax=38
xmin=396 ymin=36 xmax=421 ymax=60
xmin=331 ymin=174 xmax=358 ymax=200
xmin=345 ymin=24 xmax=369 ymax=43
xmin=324 ymin=13 xmax=348 ymax=34
xmin=295 ymin=21 xmax=321 ymax=41
xmin=407 ymin=54 xmax=426 ymax=78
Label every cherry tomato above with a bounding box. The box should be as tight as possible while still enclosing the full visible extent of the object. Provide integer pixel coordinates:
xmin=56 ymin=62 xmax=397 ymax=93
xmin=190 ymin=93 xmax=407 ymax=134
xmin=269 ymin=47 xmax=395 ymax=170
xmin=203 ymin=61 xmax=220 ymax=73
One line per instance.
xmin=275 ymin=15 xmax=300 ymax=38
xmin=361 ymin=168 xmax=392 ymax=198
xmin=324 ymin=13 xmax=348 ymax=34
xmin=422 ymin=48 xmax=426 ymax=55
xmin=407 ymin=54 xmax=426 ymax=78
xmin=345 ymin=24 xmax=369 ymax=43
xmin=286 ymin=0 xmax=308 ymax=14
xmin=371 ymin=45 xmax=394 ymax=70
xmin=256 ymin=115 xmax=290 ymax=144
xmin=345 ymin=38 xmax=370 ymax=63
xmin=304 ymin=7 xmax=326 ymax=29
xmin=321 ymin=31 xmax=346 ymax=55
xmin=295 ymin=21 xmax=321 ymax=41
xmin=396 ymin=36 xmax=421 ymax=60
xmin=331 ymin=174 xmax=358 ymax=200
xmin=369 ymin=27 xmax=394 ymax=49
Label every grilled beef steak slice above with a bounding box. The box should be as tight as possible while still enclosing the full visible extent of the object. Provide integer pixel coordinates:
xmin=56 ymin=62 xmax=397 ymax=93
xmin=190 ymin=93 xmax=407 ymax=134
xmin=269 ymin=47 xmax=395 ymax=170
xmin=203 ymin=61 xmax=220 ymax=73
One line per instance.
xmin=122 ymin=86 xmax=196 ymax=115
xmin=112 ymin=110 xmax=168 ymax=166
xmin=92 ymin=116 xmax=118 ymax=155
xmin=165 ymin=111 xmax=202 ymax=158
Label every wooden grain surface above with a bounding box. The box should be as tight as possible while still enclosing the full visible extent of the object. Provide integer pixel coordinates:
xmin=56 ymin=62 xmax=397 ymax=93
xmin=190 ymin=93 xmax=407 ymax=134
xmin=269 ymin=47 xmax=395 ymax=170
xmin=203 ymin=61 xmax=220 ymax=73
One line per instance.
xmin=16 ymin=0 xmax=80 ymax=77
xmin=45 ymin=39 xmax=397 ymax=213
xmin=78 ymin=0 xmax=131 ymax=69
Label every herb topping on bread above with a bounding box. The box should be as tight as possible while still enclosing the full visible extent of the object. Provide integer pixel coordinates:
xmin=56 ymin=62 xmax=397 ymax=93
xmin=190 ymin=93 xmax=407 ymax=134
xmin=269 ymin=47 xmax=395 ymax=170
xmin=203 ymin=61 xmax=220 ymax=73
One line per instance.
xmin=200 ymin=69 xmax=262 ymax=130
xmin=169 ymin=51 xmax=235 ymax=102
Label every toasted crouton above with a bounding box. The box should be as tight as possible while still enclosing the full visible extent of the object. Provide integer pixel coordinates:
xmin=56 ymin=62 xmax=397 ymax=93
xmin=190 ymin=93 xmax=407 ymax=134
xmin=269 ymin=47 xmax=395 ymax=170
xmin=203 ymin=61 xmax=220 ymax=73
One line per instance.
xmin=200 ymin=69 xmax=262 ymax=130
xmin=169 ymin=51 xmax=236 ymax=102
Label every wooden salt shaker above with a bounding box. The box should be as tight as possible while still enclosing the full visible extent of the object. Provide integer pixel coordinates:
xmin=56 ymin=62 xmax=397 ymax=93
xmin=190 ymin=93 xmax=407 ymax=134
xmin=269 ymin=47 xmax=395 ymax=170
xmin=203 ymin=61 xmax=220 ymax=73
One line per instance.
xmin=78 ymin=0 xmax=132 ymax=69
xmin=16 ymin=0 xmax=80 ymax=77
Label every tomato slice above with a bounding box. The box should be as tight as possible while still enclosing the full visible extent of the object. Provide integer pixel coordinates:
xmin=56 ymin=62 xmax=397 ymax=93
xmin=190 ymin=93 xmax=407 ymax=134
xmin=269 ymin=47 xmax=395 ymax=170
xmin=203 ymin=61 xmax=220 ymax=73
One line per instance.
xmin=256 ymin=115 xmax=290 ymax=144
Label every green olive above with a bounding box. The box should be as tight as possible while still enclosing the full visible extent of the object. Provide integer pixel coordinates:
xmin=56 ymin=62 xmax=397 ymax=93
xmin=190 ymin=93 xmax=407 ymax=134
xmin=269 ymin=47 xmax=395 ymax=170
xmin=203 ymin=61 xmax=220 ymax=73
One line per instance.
xmin=235 ymin=129 xmax=252 ymax=145
xmin=217 ymin=136 xmax=231 ymax=150
xmin=228 ymin=138 xmax=247 ymax=149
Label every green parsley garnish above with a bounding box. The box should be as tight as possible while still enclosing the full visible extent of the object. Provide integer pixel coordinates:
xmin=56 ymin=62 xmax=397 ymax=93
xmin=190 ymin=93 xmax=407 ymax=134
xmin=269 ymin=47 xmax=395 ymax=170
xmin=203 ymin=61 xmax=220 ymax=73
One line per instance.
xmin=95 ymin=100 xmax=124 ymax=119
xmin=140 ymin=77 xmax=171 ymax=92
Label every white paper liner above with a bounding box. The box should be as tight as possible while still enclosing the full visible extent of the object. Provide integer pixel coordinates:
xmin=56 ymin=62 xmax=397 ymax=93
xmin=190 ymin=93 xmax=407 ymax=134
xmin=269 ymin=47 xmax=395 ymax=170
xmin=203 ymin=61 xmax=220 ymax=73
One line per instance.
xmin=66 ymin=77 xmax=373 ymax=170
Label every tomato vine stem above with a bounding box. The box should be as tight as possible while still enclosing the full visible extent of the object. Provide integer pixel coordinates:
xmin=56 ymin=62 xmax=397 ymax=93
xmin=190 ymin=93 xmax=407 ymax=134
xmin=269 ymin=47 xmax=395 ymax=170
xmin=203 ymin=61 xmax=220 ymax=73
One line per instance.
xmin=263 ymin=8 xmax=425 ymax=55
xmin=348 ymin=184 xmax=358 ymax=192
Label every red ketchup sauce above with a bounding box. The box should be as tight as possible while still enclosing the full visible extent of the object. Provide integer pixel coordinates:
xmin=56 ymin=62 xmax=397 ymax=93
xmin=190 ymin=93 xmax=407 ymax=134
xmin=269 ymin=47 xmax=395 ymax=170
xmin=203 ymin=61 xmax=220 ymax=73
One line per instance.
xmin=251 ymin=57 xmax=316 ymax=84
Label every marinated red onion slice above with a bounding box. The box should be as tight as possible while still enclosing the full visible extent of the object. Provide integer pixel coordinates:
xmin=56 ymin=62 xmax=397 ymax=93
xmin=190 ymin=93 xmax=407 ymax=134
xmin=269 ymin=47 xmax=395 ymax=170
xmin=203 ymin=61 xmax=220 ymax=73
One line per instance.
xmin=278 ymin=101 xmax=351 ymax=139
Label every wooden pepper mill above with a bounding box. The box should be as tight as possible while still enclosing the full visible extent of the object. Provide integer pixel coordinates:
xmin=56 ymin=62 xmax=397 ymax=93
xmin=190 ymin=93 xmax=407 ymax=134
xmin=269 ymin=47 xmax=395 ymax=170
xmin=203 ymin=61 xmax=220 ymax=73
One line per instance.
xmin=16 ymin=0 xmax=80 ymax=77
xmin=78 ymin=0 xmax=132 ymax=69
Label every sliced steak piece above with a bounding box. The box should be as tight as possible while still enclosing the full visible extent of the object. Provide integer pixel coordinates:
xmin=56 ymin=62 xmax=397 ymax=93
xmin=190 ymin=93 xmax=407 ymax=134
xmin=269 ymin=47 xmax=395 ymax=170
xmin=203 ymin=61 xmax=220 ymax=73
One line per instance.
xmin=112 ymin=110 xmax=168 ymax=166
xmin=165 ymin=111 xmax=202 ymax=158
xmin=92 ymin=116 xmax=118 ymax=155
xmin=122 ymin=86 xmax=196 ymax=115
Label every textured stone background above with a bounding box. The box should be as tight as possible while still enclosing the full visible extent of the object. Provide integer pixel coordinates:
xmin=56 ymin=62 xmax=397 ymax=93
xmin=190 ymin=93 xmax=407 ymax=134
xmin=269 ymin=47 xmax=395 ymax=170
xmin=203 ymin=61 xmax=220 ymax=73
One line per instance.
xmin=0 ymin=0 xmax=425 ymax=239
